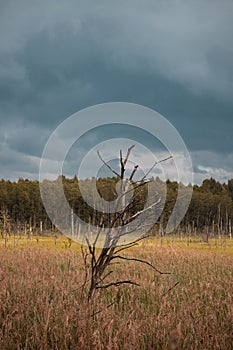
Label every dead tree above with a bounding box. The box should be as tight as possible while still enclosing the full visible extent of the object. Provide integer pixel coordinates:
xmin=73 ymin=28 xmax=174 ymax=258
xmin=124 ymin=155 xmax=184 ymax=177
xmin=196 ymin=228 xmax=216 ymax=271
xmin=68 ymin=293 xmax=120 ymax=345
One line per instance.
xmin=81 ymin=145 xmax=172 ymax=303
xmin=0 ymin=207 xmax=12 ymax=239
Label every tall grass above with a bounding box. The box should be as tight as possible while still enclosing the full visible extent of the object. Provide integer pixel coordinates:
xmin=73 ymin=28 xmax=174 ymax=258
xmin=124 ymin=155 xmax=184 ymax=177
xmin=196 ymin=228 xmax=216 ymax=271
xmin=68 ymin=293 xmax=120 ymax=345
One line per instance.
xmin=0 ymin=243 xmax=232 ymax=349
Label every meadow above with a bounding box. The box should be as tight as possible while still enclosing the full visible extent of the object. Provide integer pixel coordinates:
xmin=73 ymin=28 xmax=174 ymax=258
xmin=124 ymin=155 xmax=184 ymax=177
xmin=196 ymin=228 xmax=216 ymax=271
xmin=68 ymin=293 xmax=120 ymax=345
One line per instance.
xmin=0 ymin=235 xmax=232 ymax=349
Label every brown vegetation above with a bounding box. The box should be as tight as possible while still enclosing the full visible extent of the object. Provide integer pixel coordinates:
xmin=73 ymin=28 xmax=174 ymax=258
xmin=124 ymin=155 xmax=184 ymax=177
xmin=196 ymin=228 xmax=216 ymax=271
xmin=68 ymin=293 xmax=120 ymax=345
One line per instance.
xmin=0 ymin=244 xmax=232 ymax=349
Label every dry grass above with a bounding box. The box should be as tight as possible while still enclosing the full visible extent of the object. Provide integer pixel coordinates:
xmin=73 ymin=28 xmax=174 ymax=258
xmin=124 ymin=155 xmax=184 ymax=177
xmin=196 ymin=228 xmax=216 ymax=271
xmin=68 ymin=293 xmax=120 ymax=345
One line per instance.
xmin=0 ymin=239 xmax=232 ymax=349
xmin=1 ymin=234 xmax=233 ymax=254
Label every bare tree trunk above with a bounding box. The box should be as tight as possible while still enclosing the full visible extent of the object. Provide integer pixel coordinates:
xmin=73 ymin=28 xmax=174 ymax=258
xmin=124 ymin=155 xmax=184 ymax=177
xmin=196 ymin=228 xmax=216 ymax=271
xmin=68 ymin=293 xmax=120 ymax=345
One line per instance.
xmin=79 ymin=146 xmax=173 ymax=305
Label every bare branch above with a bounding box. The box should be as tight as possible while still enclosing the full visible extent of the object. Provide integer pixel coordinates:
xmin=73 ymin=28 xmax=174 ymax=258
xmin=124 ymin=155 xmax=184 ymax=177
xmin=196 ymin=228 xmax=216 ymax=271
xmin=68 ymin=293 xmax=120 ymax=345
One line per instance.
xmin=85 ymin=237 xmax=93 ymax=255
xmin=123 ymin=145 xmax=135 ymax=167
xmin=129 ymin=165 xmax=139 ymax=181
xmin=120 ymin=150 xmax=124 ymax=178
xmin=96 ymin=280 xmax=140 ymax=289
xmin=85 ymin=236 xmax=98 ymax=283
xmin=98 ymin=270 xmax=113 ymax=283
xmin=113 ymin=242 xmax=139 ymax=254
xmin=141 ymin=155 xmax=172 ymax=181
xmin=93 ymin=215 xmax=105 ymax=248
xmin=124 ymin=198 xmax=161 ymax=225
xmin=118 ymin=180 xmax=150 ymax=199
xmin=108 ymin=187 xmax=160 ymax=232
xmin=80 ymin=245 xmax=89 ymax=295
xmin=97 ymin=150 xmax=120 ymax=178
xmin=161 ymin=281 xmax=180 ymax=297
xmin=116 ymin=234 xmax=150 ymax=248
xmin=113 ymin=235 xmax=150 ymax=254
xmin=111 ymin=255 xmax=171 ymax=275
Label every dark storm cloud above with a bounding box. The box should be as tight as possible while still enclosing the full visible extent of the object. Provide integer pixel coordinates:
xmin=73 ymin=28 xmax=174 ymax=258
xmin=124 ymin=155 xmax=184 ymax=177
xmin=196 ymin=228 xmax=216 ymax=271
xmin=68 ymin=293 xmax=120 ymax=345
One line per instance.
xmin=4 ymin=124 xmax=51 ymax=157
xmin=0 ymin=0 xmax=233 ymax=181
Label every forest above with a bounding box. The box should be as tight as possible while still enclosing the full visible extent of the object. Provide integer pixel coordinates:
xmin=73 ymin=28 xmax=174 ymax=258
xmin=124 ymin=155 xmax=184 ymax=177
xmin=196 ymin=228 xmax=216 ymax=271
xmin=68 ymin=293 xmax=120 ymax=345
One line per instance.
xmin=0 ymin=176 xmax=233 ymax=238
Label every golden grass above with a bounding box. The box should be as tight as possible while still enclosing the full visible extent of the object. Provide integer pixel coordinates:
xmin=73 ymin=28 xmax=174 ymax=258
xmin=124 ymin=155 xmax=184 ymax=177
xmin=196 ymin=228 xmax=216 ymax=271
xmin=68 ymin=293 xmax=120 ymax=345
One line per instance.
xmin=0 ymin=235 xmax=81 ymax=251
xmin=0 ymin=236 xmax=232 ymax=349
xmin=146 ymin=236 xmax=233 ymax=255
xmin=1 ymin=234 xmax=233 ymax=255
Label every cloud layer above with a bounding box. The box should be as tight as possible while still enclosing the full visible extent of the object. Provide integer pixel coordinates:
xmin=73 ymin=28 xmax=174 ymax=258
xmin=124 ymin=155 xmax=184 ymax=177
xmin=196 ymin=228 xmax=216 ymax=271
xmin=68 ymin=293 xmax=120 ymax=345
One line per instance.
xmin=0 ymin=0 xmax=233 ymax=183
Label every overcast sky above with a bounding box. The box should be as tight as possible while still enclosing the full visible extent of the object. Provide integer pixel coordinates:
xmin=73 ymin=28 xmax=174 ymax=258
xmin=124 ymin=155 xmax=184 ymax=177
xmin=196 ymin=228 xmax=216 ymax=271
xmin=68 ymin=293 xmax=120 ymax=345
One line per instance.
xmin=0 ymin=0 xmax=233 ymax=184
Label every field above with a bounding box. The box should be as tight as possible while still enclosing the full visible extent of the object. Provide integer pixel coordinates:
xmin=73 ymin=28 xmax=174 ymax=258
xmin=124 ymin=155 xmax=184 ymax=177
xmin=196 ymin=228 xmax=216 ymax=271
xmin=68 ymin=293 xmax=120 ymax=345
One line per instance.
xmin=0 ymin=236 xmax=232 ymax=349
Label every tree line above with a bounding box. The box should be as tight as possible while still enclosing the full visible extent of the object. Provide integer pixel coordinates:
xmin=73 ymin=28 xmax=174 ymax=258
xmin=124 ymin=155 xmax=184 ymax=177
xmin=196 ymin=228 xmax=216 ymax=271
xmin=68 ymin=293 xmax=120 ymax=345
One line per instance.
xmin=0 ymin=176 xmax=233 ymax=237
